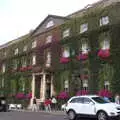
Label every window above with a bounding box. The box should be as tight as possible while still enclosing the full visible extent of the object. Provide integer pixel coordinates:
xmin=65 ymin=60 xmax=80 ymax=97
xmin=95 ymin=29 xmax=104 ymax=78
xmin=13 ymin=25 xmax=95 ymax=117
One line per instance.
xmin=70 ymin=97 xmax=83 ymax=103
xmin=2 ymin=77 xmax=4 ymax=87
xmin=14 ymin=48 xmax=18 ymax=55
xmin=4 ymin=51 xmax=6 ymax=57
xmin=23 ymin=45 xmax=27 ymax=51
xmin=2 ymin=64 xmax=5 ymax=73
xmin=104 ymin=81 xmax=110 ymax=90
xmin=62 ymin=47 xmax=70 ymax=58
xmin=102 ymin=39 xmax=110 ymax=50
xmin=82 ymin=43 xmax=88 ymax=53
xmin=46 ymin=35 xmax=52 ymax=44
xmin=83 ymin=80 xmax=88 ymax=90
xmin=13 ymin=60 xmax=18 ymax=70
xmin=46 ymin=52 xmax=51 ymax=67
xmin=22 ymin=58 xmax=27 ymax=67
xmin=63 ymin=29 xmax=70 ymax=38
xmin=32 ymin=41 xmax=37 ymax=48
xmin=64 ymin=80 xmax=69 ymax=92
xmin=46 ymin=20 xmax=54 ymax=28
xmin=32 ymin=55 xmax=36 ymax=65
xmin=80 ymin=23 xmax=88 ymax=33
xmin=83 ymin=98 xmax=92 ymax=104
xmin=100 ymin=16 xmax=109 ymax=26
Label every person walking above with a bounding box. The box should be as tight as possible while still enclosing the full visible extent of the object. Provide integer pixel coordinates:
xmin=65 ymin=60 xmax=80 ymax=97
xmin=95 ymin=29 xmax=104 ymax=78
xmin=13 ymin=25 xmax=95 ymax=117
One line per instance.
xmin=51 ymin=96 xmax=57 ymax=111
xmin=115 ymin=94 xmax=120 ymax=104
xmin=44 ymin=98 xmax=51 ymax=112
xmin=32 ymin=97 xmax=37 ymax=111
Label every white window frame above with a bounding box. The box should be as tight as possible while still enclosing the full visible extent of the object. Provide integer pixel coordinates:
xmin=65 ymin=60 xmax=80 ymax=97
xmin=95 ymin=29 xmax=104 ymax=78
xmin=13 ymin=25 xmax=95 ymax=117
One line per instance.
xmin=82 ymin=43 xmax=88 ymax=54
xmin=46 ymin=20 xmax=54 ymax=28
xmin=104 ymin=81 xmax=110 ymax=90
xmin=23 ymin=45 xmax=27 ymax=51
xmin=32 ymin=41 xmax=37 ymax=48
xmin=62 ymin=47 xmax=70 ymax=58
xmin=14 ymin=48 xmax=18 ymax=55
xmin=80 ymin=23 xmax=88 ymax=33
xmin=32 ymin=55 xmax=36 ymax=65
xmin=46 ymin=52 xmax=51 ymax=67
xmin=2 ymin=64 xmax=6 ymax=73
xmin=100 ymin=16 xmax=109 ymax=26
xmin=46 ymin=35 xmax=52 ymax=44
xmin=22 ymin=58 xmax=27 ymax=67
xmin=83 ymin=80 xmax=88 ymax=89
xmin=63 ymin=29 xmax=70 ymax=38
xmin=102 ymin=39 xmax=110 ymax=50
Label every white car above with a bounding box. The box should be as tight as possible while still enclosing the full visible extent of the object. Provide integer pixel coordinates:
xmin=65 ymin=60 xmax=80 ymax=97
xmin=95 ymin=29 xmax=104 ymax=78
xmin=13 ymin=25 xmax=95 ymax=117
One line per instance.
xmin=65 ymin=95 xmax=120 ymax=120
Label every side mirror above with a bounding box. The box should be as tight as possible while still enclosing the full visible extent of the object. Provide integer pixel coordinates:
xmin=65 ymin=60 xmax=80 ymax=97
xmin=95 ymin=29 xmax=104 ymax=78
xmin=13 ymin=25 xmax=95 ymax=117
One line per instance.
xmin=89 ymin=101 xmax=95 ymax=105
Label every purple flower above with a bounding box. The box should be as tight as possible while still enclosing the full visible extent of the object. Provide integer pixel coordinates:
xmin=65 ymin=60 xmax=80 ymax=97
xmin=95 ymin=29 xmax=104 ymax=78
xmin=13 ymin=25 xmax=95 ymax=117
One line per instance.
xmin=57 ymin=91 xmax=69 ymax=100
xmin=16 ymin=93 xmax=25 ymax=99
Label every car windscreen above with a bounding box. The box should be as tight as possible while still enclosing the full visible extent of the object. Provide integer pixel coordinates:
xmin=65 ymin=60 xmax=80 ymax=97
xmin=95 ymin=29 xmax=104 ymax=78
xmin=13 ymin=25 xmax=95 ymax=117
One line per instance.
xmin=92 ymin=97 xmax=110 ymax=104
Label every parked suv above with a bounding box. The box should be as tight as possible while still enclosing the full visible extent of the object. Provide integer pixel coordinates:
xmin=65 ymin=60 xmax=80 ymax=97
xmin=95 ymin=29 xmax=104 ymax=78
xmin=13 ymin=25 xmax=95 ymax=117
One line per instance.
xmin=66 ymin=95 xmax=120 ymax=120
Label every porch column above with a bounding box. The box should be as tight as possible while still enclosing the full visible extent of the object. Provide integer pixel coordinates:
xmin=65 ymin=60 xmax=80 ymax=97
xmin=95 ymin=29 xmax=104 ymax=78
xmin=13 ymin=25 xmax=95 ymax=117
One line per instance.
xmin=41 ymin=73 xmax=46 ymax=102
xmin=51 ymin=74 xmax=55 ymax=97
xmin=30 ymin=73 xmax=35 ymax=107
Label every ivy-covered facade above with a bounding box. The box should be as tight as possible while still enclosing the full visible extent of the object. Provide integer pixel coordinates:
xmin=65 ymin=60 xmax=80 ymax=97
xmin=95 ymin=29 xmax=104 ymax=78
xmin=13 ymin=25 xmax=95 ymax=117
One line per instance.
xmin=0 ymin=0 xmax=120 ymax=105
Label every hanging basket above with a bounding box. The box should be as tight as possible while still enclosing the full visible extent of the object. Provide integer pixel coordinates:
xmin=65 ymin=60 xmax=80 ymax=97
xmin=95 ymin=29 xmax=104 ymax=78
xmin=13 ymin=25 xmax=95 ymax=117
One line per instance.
xmin=76 ymin=53 xmax=88 ymax=61
xmin=60 ymin=57 xmax=70 ymax=64
xmin=98 ymin=49 xmax=110 ymax=59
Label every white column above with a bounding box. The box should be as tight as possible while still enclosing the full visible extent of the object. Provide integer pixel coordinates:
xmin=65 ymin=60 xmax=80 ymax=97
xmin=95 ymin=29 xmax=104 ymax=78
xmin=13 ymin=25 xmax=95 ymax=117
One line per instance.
xmin=41 ymin=73 xmax=46 ymax=102
xmin=51 ymin=74 xmax=55 ymax=97
xmin=30 ymin=73 xmax=35 ymax=107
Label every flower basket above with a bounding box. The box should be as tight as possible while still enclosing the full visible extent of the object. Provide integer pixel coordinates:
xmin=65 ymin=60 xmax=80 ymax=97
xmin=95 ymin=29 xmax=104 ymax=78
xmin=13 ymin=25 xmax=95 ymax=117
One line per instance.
xmin=16 ymin=93 xmax=25 ymax=99
xmin=27 ymin=66 xmax=32 ymax=71
xmin=57 ymin=91 xmax=69 ymax=100
xmin=76 ymin=53 xmax=88 ymax=61
xmin=76 ymin=90 xmax=89 ymax=96
xmin=98 ymin=49 xmax=110 ymax=59
xmin=60 ymin=57 xmax=70 ymax=64
xmin=26 ymin=93 xmax=32 ymax=99
xmin=98 ymin=89 xmax=112 ymax=98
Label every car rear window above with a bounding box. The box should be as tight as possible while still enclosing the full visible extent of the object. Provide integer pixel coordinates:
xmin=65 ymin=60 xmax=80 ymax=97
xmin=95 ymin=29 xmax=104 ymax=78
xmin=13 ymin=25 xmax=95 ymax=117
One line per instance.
xmin=92 ymin=97 xmax=110 ymax=104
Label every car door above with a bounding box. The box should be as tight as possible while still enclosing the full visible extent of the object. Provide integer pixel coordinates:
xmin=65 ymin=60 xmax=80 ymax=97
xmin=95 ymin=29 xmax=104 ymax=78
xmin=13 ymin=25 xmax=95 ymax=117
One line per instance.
xmin=81 ymin=97 xmax=96 ymax=115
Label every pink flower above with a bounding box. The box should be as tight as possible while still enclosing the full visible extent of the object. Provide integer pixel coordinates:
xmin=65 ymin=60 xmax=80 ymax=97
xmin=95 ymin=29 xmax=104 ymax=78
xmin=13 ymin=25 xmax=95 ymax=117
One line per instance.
xmin=60 ymin=57 xmax=70 ymax=64
xmin=16 ymin=93 xmax=25 ymax=99
xmin=98 ymin=89 xmax=112 ymax=98
xmin=76 ymin=53 xmax=88 ymax=61
xmin=98 ymin=49 xmax=110 ymax=59
xmin=57 ymin=91 xmax=69 ymax=99
xmin=26 ymin=93 xmax=32 ymax=99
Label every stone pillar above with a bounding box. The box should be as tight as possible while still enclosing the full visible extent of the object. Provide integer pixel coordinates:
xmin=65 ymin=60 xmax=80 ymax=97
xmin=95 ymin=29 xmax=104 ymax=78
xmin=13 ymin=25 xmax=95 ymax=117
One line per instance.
xmin=41 ymin=73 xmax=46 ymax=102
xmin=30 ymin=73 xmax=35 ymax=107
xmin=51 ymin=74 xmax=55 ymax=97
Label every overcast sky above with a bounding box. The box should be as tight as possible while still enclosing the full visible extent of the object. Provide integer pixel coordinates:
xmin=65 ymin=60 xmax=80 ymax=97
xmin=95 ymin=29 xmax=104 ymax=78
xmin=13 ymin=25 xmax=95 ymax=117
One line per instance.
xmin=0 ymin=0 xmax=100 ymax=45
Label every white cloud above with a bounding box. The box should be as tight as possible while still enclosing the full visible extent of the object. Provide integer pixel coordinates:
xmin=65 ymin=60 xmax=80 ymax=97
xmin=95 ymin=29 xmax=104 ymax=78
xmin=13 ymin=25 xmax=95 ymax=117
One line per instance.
xmin=0 ymin=0 xmax=99 ymax=45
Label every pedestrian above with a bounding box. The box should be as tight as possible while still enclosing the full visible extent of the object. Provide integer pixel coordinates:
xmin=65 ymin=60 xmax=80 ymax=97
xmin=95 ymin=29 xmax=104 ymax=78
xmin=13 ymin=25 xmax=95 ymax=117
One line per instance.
xmin=115 ymin=93 xmax=120 ymax=104
xmin=44 ymin=98 xmax=51 ymax=112
xmin=32 ymin=96 xmax=38 ymax=111
xmin=51 ymin=96 xmax=57 ymax=111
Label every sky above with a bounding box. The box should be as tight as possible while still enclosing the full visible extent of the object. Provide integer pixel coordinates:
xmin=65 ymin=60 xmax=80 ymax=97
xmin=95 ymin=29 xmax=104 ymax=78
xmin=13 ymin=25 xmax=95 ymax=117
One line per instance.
xmin=0 ymin=0 xmax=100 ymax=45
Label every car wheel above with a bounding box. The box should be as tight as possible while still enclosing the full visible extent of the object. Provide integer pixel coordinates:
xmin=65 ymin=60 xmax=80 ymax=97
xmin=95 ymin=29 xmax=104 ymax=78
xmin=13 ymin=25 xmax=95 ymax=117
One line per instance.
xmin=67 ymin=110 xmax=76 ymax=120
xmin=97 ymin=111 xmax=108 ymax=120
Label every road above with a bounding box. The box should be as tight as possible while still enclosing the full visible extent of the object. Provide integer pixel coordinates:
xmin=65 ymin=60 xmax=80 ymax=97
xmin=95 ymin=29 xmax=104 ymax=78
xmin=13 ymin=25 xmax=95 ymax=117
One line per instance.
xmin=0 ymin=111 xmax=96 ymax=120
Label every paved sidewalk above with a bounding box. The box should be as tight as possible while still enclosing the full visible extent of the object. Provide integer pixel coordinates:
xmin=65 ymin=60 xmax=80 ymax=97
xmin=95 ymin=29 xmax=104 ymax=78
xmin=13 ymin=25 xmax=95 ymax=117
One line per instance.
xmin=10 ymin=109 xmax=65 ymax=116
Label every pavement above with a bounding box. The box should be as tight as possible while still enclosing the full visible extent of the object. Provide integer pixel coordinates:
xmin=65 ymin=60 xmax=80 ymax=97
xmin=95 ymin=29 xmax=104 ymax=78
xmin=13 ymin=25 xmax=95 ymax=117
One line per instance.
xmin=10 ymin=109 xmax=65 ymax=116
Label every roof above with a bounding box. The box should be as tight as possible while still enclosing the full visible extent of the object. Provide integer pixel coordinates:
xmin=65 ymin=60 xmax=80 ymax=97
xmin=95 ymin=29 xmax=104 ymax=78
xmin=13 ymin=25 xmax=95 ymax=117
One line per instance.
xmin=31 ymin=14 xmax=70 ymax=35
xmin=0 ymin=34 xmax=29 ymax=50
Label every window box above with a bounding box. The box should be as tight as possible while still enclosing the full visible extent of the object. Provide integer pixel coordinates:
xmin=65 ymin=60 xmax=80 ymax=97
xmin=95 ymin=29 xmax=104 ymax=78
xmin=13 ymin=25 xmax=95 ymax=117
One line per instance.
xmin=60 ymin=57 xmax=70 ymax=64
xmin=76 ymin=53 xmax=88 ymax=61
xmin=98 ymin=49 xmax=110 ymax=59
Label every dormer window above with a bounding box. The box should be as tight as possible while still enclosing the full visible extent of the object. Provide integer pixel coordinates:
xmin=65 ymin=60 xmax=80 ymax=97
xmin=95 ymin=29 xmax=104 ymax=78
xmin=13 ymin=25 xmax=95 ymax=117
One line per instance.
xmin=46 ymin=35 xmax=52 ymax=44
xmin=80 ymin=23 xmax=88 ymax=33
xmin=14 ymin=48 xmax=18 ymax=55
xmin=100 ymin=16 xmax=109 ymax=26
xmin=32 ymin=41 xmax=37 ymax=48
xmin=23 ymin=45 xmax=27 ymax=51
xmin=63 ymin=29 xmax=70 ymax=38
xmin=46 ymin=20 xmax=54 ymax=28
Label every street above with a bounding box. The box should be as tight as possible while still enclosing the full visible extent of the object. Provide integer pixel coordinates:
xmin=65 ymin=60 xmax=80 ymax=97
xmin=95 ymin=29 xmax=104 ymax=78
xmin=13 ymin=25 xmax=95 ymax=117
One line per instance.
xmin=0 ymin=111 xmax=96 ymax=120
